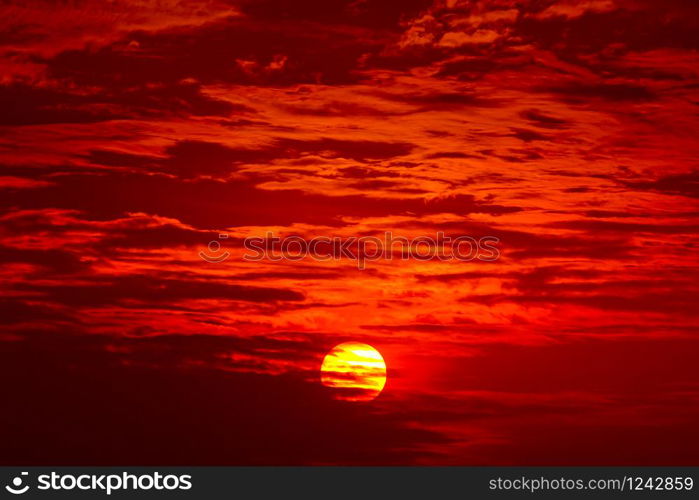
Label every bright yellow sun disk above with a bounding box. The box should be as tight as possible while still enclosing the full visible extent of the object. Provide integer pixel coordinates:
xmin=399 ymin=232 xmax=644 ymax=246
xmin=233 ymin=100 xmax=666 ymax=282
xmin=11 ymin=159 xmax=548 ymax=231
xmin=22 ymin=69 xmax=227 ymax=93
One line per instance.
xmin=320 ymin=342 xmax=387 ymax=401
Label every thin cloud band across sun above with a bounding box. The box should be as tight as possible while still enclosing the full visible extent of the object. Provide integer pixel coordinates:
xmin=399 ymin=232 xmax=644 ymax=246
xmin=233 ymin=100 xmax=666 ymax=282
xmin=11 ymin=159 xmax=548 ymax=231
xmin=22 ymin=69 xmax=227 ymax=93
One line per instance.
xmin=320 ymin=342 xmax=387 ymax=402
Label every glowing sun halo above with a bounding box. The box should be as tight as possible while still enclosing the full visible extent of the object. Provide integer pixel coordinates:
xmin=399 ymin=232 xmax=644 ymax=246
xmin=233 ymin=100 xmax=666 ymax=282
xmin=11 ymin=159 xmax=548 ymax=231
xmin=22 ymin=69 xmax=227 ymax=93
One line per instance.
xmin=320 ymin=342 xmax=387 ymax=401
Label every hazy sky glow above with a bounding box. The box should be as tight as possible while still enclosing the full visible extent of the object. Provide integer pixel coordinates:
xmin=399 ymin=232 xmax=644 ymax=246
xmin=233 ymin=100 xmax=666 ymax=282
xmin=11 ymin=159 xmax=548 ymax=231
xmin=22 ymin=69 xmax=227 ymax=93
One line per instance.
xmin=1 ymin=0 xmax=698 ymax=465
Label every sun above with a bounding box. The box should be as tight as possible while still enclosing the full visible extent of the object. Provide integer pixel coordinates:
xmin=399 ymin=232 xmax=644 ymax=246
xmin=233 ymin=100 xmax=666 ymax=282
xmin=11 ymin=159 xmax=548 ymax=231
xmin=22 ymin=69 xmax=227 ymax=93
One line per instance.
xmin=320 ymin=342 xmax=387 ymax=401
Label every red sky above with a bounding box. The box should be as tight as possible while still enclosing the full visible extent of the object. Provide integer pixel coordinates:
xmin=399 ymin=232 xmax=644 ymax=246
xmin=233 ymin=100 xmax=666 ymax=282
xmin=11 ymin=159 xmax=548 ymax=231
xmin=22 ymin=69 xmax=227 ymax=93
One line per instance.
xmin=1 ymin=0 xmax=698 ymax=464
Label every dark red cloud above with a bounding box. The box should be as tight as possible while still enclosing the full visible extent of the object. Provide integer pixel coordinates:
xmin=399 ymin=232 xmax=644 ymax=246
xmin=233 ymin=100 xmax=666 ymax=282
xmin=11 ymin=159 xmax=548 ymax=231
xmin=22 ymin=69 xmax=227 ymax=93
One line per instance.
xmin=1 ymin=81 xmax=240 ymax=126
